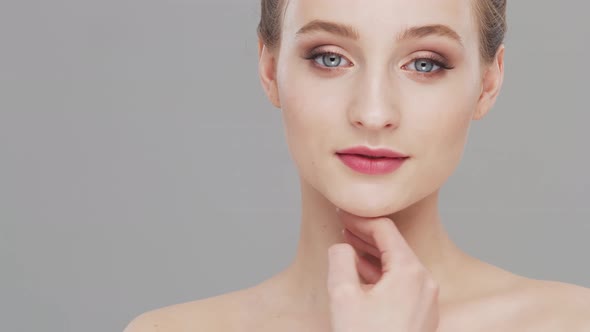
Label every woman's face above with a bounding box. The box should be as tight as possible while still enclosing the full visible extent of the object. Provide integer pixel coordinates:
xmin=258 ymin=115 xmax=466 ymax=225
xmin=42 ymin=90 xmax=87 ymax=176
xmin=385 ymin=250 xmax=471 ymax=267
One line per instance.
xmin=259 ymin=0 xmax=504 ymax=217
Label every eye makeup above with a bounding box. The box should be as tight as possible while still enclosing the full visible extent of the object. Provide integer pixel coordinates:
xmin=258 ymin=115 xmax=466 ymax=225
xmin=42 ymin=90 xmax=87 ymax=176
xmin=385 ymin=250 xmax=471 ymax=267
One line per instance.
xmin=302 ymin=46 xmax=455 ymax=79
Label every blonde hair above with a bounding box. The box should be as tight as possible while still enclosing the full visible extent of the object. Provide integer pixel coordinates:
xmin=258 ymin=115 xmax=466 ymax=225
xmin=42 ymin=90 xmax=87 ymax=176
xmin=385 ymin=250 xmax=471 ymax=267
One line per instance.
xmin=257 ymin=0 xmax=507 ymax=64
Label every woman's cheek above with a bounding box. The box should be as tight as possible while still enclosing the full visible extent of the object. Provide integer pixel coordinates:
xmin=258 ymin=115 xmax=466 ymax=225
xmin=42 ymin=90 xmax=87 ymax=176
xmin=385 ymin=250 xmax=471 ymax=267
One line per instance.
xmin=405 ymin=90 xmax=473 ymax=163
xmin=432 ymin=109 xmax=473 ymax=170
xmin=279 ymin=86 xmax=323 ymax=174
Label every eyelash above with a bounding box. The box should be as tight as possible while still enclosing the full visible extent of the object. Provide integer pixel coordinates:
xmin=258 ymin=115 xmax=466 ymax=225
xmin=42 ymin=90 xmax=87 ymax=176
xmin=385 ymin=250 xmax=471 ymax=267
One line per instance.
xmin=303 ymin=50 xmax=455 ymax=76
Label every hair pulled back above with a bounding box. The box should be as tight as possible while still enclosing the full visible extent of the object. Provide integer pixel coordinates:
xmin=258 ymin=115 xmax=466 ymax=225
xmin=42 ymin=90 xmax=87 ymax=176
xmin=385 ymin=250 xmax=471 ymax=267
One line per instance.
xmin=257 ymin=0 xmax=506 ymax=64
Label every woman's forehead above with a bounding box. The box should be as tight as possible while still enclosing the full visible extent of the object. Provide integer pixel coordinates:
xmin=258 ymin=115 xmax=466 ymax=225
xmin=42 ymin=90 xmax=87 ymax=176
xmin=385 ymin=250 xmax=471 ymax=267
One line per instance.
xmin=282 ymin=0 xmax=478 ymax=45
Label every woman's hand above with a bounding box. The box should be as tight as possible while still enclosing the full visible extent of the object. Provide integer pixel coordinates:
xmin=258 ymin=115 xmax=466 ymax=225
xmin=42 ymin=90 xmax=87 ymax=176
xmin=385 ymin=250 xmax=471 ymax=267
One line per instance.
xmin=327 ymin=208 xmax=440 ymax=332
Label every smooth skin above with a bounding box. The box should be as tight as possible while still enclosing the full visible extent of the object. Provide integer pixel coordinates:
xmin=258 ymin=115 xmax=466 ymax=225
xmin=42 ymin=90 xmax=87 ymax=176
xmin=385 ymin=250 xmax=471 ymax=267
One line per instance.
xmin=125 ymin=0 xmax=590 ymax=331
xmin=328 ymin=209 xmax=440 ymax=332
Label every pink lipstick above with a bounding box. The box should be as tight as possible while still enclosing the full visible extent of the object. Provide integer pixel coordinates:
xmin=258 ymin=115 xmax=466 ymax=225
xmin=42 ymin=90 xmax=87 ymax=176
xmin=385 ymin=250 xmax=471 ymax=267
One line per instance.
xmin=336 ymin=146 xmax=409 ymax=175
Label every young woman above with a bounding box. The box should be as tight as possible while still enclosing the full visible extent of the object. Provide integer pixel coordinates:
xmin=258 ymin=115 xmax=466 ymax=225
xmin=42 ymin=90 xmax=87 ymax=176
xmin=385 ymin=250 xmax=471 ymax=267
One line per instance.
xmin=125 ymin=0 xmax=590 ymax=330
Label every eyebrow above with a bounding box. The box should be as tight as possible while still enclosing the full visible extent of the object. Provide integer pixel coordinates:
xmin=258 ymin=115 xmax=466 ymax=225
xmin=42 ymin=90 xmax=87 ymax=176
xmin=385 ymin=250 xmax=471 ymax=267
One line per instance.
xmin=295 ymin=19 xmax=464 ymax=48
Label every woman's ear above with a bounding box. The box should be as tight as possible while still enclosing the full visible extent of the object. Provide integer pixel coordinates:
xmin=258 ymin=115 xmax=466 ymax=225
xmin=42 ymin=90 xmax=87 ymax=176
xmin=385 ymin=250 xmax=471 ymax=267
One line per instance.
xmin=258 ymin=38 xmax=281 ymax=109
xmin=473 ymin=44 xmax=505 ymax=120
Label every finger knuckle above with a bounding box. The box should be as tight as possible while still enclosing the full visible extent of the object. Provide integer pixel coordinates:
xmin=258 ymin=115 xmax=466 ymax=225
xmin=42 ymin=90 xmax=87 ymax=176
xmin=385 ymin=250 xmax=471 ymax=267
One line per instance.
xmin=328 ymin=282 xmax=358 ymax=300
xmin=396 ymin=251 xmax=417 ymax=267
xmin=329 ymin=243 xmax=353 ymax=256
xmin=426 ymin=278 xmax=440 ymax=294
xmin=402 ymin=260 xmax=425 ymax=277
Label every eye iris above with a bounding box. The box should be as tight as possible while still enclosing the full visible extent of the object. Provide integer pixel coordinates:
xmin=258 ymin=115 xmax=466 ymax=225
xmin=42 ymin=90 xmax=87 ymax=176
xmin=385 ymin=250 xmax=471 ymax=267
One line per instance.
xmin=416 ymin=59 xmax=434 ymax=72
xmin=322 ymin=54 xmax=341 ymax=67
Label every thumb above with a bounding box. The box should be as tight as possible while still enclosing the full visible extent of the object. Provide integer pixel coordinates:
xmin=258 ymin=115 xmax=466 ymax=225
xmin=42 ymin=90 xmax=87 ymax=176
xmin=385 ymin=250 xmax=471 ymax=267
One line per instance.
xmin=327 ymin=243 xmax=362 ymax=299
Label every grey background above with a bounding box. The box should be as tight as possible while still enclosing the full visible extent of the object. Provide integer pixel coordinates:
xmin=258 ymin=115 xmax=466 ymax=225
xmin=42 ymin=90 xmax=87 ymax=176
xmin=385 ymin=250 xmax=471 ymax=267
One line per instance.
xmin=1 ymin=0 xmax=588 ymax=331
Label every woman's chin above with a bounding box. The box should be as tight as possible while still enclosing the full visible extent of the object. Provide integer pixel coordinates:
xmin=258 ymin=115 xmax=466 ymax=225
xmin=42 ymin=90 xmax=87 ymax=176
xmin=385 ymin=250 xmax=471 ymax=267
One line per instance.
xmin=332 ymin=197 xmax=406 ymax=219
xmin=329 ymin=185 xmax=438 ymax=220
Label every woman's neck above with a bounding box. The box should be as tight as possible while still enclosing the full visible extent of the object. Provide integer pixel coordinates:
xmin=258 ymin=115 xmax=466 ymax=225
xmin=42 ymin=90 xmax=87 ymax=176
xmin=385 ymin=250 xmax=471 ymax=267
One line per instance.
xmin=273 ymin=179 xmax=472 ymax=319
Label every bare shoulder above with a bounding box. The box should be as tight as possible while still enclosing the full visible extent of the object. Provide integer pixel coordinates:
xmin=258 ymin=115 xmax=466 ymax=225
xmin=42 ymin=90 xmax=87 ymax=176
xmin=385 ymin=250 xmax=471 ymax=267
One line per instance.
xmin=442 ymin=272 xmax=590 ymax=332
xmin=123 ymin=289 xmax=253 ymax=332
xmin=518 ymin=278 xmax=590 ymax=331
xmin=527 ymin=278 xmax=590 ymax=307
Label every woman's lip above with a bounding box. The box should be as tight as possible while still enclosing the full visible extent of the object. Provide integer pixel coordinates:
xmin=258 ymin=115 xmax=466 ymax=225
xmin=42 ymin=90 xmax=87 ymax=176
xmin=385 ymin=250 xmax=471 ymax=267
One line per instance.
xmin=336 ymin=146 xmax=409 ymax=158
xmin=336 ymin=154 xmax=408 ymax=175
xmin=336 ymin=153 xmax=408 ymax=159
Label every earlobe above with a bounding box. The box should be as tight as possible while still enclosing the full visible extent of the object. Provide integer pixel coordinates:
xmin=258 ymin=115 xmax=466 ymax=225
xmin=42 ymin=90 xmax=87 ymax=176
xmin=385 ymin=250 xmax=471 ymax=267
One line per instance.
xmin=473 ymin=45 xmax=505 ymax=120
xmin=258 ymin=39 xmax=281 ymax=109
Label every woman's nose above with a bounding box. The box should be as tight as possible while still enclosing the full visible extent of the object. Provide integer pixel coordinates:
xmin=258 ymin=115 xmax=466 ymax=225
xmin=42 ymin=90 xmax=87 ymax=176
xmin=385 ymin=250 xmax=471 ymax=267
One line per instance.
xmin=348 ymin=73 xmax=401 ymax=131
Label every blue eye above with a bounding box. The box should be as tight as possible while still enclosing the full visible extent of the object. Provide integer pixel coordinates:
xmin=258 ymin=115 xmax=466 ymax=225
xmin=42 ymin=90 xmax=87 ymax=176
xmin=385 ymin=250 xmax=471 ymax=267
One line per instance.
xmin=406 ymin=58 xmax=452 ymax=73
xmin=309 ymin=52 xmax=351 ymax=68
xmin=304 ymin=50 xmax=453 ymax=75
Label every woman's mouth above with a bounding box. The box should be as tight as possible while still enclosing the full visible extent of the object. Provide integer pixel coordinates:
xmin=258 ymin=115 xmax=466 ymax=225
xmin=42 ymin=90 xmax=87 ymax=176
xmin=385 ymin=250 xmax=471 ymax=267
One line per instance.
xmin=336 ymin=153 xmax=409 ymax=175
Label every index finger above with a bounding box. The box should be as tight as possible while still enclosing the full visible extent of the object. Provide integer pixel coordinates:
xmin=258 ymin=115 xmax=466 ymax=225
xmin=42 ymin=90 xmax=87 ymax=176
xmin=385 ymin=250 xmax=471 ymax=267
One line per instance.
xmin=336 ymin=208 xmax=419 ymax=274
